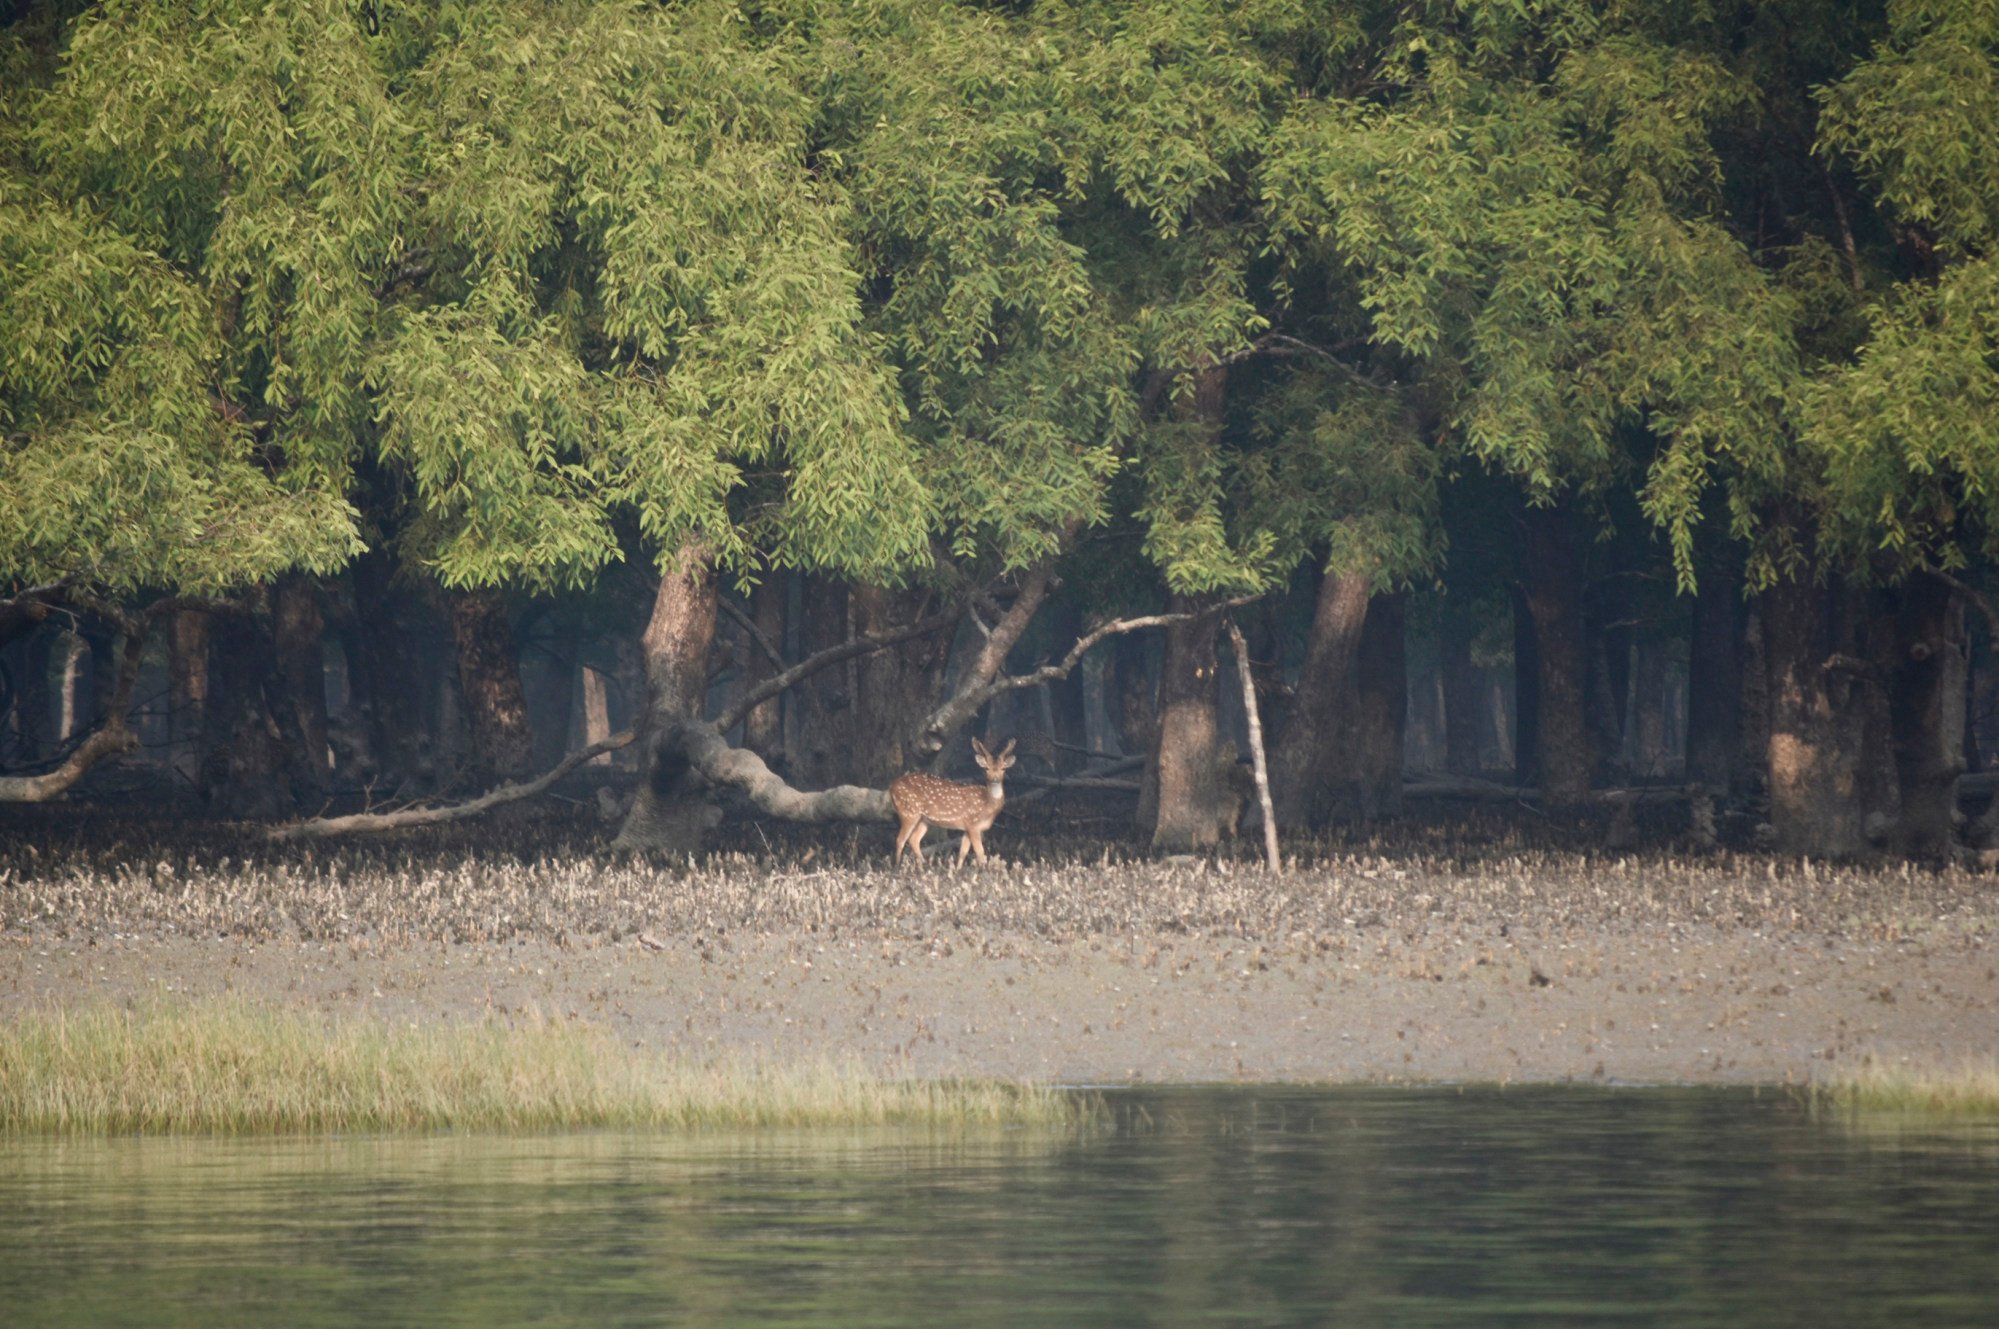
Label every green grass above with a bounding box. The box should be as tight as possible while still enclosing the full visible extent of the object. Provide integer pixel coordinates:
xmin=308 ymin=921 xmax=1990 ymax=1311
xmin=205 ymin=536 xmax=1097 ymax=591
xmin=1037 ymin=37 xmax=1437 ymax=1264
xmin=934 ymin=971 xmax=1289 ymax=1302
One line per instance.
xmin=1814 ymin=1059 xmax=1999 ymax=1119
xmin=0 ymin=997 xmax=1097 ymax=1136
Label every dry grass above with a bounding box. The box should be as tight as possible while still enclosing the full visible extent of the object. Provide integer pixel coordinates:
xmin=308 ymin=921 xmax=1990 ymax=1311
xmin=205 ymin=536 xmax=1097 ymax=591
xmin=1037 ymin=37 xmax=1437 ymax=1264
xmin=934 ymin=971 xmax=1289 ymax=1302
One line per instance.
xmin=1814 ymin=1059 xmax=1999 ymax=1119
xmin=0 ymin=996 xmax=1095 ymax=1135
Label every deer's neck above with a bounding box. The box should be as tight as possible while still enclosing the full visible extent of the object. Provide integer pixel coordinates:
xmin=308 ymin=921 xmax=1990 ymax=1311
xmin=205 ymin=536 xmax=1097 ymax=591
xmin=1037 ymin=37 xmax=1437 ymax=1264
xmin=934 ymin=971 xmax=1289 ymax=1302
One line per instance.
xmin=986 ymin=780 xmax=1005 ymax=804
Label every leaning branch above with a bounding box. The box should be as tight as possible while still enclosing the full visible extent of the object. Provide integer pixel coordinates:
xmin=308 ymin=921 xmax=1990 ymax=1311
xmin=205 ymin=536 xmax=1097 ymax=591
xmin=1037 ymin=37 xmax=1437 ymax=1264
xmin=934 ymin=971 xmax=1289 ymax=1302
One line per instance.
xmin=935 ymin=595 xmax=1260 ymax=722
xmin=266 ymin=730 xmax=637 ymax=840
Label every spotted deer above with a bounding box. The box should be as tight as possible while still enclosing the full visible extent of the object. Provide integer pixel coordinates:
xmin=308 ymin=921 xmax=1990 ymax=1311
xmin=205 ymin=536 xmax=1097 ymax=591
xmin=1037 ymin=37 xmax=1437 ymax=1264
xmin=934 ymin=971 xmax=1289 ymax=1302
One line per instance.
xmin=890 ymin=737 xmax=1016 ymax=866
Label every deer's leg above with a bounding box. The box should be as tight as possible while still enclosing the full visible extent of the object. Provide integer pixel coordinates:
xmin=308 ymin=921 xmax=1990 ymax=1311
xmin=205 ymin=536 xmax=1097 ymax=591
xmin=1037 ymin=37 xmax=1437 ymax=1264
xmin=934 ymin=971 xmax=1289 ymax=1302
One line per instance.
xmin=898 ymin=818 xmax=927 ymax=864
xmin=963 ymin=828 xmax=987 ymax=866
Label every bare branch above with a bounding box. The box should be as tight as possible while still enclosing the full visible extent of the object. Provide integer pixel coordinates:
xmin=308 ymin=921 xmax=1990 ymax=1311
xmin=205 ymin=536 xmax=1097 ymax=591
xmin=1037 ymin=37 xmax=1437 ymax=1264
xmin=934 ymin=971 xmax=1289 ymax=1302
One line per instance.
xmin=713 ymin=606 xmax=962 ymax=734
xmin=1227 ymin=618 xmax=1281 ymax=872
xmin=718 ymin=595 xmax=785 ymax=673
xmin=267 ymin=729 xmax=638 ymax=840
xmin=934 ymin=595 xmax=1261 ymax=731
xmin=1933 ymin=572 xmax=1999 ymax=653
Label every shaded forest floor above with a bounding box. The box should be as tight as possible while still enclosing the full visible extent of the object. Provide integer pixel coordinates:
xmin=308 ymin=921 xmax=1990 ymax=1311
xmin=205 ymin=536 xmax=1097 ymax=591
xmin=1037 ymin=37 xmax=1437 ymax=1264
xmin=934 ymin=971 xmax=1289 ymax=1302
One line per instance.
xmin=2 ymin=799 xmax=1995 ymax=1087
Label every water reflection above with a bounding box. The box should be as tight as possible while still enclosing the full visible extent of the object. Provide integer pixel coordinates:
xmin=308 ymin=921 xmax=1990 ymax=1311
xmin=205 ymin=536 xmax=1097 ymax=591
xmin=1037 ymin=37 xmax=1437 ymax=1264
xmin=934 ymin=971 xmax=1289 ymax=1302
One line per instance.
xmin=3 ymin=1087 xmax=1996 ymax=1328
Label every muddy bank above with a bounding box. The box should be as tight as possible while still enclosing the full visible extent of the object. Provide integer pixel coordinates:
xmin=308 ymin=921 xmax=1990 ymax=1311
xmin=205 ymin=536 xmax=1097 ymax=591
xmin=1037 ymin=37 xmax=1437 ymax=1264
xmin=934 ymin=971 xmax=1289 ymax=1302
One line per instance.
xmin=4 ymin=831 xmax=1994 ymax=1086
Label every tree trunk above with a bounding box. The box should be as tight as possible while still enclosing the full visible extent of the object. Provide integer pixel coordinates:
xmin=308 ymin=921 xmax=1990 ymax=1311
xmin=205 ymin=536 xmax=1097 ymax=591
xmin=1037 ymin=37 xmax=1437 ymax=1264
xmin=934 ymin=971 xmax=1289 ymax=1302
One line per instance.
xmin=167 ymin=609 xmax=209 ymax=787
xmin=1150 ymin=593 xmax=1224 ymax=851
xmin=1439 ymin=607 xmax=1487 ymax=779
xmin=1511 ymin=586 xmax=1539 ymax=787
xmin=524 ymin=632 xmax=578 ymax=773
xmin=446 ymin=588 xmax=534 ymax=787
xmin=1268 ymin=566 xmax=1372 ymax=828
xmin=1687 ymin=523 xmax=1745 ymax=799
xmin=272 ymin=575 xmax=331 ymax=797
xmin=850 ymin=583 xmax=951 ymax=786
xmin=1111 ymin=631 xmax=1161 ymax=831
xmin=200 ymin=609 xmax=298 ymax=819
xmin=1043 ymin=599 xmax=1091 ymax=774
xmin=1761 ymin=571 xmax=1882 ymax=856
xmin=1628 ymin=637 xmax=1670 ymax=779
xmin=347 ymin=553 xmax=440 ymax=793
xmin=740 ymin=573 xmax=786 ymax=766
xmin=616 ymin=543 xmax=723 ymax=853
xmin=1520 ymin=500 xmax=1592 ymax=808
xmin=790 ymin=574 xmax=854 ymax=790
xmin=1884 ymin=573 xmax=1968 ymax=859
xmin=1341 ymin=592 xmax=1406 ymax=819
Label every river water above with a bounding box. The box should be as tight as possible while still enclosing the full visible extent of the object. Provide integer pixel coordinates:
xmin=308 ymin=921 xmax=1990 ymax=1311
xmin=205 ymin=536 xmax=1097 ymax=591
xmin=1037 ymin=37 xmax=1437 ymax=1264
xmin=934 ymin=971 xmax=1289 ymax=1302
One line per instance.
xmin=3 ymin=1086 xmax=1996 ymax=1327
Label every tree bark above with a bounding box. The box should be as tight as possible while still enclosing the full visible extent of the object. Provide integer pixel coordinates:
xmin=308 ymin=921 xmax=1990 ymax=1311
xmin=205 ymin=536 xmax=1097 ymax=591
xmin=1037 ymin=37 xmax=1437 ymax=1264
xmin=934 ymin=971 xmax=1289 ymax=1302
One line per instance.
xmin=1627 ymin=637 xmax=1671 ymax=779
xmin=615 ymin=543 xmax=722 ymax=853
xmin=200 ymin=608 xmax=301 ymax=819
xmin=272 ymin=575 xmax=331 ymax=797
xmin=850 ymin=583 xmax=951 ymax=785
xmin=346 ymin=552 xmax=441 ymax=793
xmin=1441 ymin=605 xmax=1486 ymax=776
xmin=1268 ymin=566 xmax=1372 ymax=828
xmin=1884 ymin=572 xmax=1968 ymax=859
xmin=446 ymin=588 xmax=534 ymax=787
xmin=740 ymin=573 xmax=787 ymax=765
xmin=166 ymin=609 xmax=209 ymax=787
xmin=1150 ymin=592 xmax=1225 ymax=851
xmin=1342 ymin=591 xmax=1407 ymax=819
xmin=1687 ymin=523 xmax=1745 ymax=798
xmin=1761 ymin=571 xmax=1882 ymax=856
xmin=790 ymin=574 xmax=854 ymax=790
xmin=1519 ymin=500 xmax=1592 ymax=808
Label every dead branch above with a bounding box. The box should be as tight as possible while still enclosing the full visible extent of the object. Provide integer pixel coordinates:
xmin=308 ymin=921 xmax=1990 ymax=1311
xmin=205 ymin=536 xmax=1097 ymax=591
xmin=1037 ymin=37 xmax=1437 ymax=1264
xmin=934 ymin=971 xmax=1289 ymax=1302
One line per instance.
xmin=0 ymin=724 xmax=139 ymax=802
xmin=914 ymin=548 xmax=1070 ymax=761
xmin=713 ymin=606 xmax=961 ymax=734
xmin=1227 ymin=618 xmax=1281 ymax=872
xmin=925 ymin=595 xmax=1260 ymax=743
xmin=266 ymin=729 xmax=637 ymax=840
xmin=718 ymin=595 xmax=785 ymax=673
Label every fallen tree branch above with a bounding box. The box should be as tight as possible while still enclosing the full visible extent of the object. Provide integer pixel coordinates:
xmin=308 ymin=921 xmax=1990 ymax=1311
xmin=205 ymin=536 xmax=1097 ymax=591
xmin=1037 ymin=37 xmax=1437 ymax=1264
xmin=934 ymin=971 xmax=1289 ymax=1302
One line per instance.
xmin=0 ymin=724 xmax=138 ymax=802
xmin=679 ymin=720 xmax=893 ymax=822
xmin=266 ymin=729 xmax=637 ymax=840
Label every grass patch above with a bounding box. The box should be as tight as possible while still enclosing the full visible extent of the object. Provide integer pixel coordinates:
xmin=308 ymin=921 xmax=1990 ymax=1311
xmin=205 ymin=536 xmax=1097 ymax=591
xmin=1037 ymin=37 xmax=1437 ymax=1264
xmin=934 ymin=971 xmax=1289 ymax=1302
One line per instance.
xmin=1814 ymin=1059 xmax=1999 ymax=1119
xmin=0 ymin=997 xmax=1096 ymax=1136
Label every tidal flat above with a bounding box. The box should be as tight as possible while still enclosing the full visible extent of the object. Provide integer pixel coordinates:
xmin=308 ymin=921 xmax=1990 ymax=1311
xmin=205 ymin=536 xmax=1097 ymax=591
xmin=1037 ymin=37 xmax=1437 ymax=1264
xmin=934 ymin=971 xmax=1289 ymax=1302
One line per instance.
xmin=4 ymin=805 xmax=1995 ymax=1093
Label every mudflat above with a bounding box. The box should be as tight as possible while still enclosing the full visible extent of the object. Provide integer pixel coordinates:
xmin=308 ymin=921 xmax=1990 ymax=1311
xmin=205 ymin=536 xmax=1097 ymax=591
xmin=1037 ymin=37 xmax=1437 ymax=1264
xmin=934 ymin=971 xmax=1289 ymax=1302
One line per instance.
xmin=4 ymin=837 xmax=1994 ymax=1086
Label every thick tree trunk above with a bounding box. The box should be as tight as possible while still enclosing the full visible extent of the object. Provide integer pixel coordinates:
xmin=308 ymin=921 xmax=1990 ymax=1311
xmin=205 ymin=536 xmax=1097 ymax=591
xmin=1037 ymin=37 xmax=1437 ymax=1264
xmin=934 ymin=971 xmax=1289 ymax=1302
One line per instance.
xmin=446 ymin=588 xmax=534 ymax=786
xmin=1884 ymin=573 xmax=1968 ymax=859
xmin=616 ymin=544 xmax=722 ymax=853
xmin=1520 ymin=500 xmax=1592 ymax=808
xmin=1268 ymin=566 xmax=1372 ymax=828
xmin=1627 ymin=637 xmax=1670 ymax=779
xmin=850 ymin=584 xmax=951 ymax=786
xmin=1761 ymin=572 xmax=1883 ymax=856
xmin=1111 ymin=631 xmax=1161 ymax=831
xmin=790 ymin=575 xmax=854 ymax=790
xmin=1150 ymin=593 xmax=1224 ymax=851
xmin=1341 ymin=592 xmax=1406 ymax=819
xmin=272 ymin=575 xmax=330 ymax=797
xmin=1439 ymin=607 xmax=1487 ymax=783
xmin=167 ymin=609 xmax=209 ymax=786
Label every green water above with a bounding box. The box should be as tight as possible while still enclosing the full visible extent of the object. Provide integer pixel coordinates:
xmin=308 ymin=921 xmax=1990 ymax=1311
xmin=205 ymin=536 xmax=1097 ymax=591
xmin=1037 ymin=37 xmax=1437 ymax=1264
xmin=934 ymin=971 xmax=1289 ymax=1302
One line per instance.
xmin=2 ymin=1087 xmax=1996 ymax=1327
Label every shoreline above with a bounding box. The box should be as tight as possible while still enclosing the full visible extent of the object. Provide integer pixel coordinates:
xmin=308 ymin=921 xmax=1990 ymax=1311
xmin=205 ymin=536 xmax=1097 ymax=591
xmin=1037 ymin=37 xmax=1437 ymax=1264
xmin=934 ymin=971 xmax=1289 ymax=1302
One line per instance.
xmin=7 ymin=920 xmax=1993 ymax=1087
xmin=4 ymin=836 xmax=1996 ymax=1088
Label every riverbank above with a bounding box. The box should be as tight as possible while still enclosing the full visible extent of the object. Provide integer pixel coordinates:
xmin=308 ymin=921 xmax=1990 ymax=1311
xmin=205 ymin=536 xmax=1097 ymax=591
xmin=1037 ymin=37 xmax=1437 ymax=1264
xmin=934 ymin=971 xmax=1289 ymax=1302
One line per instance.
xmin=4 ymin=831 xmax=1995 ymax=1087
